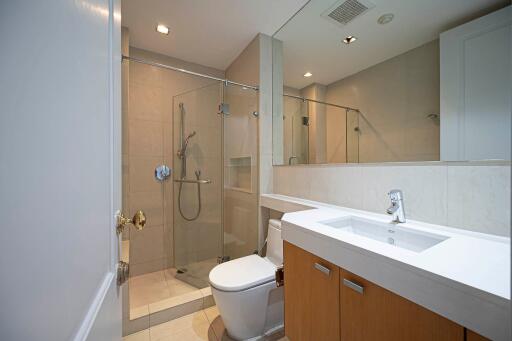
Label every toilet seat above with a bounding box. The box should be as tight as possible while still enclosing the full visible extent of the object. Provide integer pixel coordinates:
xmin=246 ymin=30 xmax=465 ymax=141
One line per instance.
xmin=209 ymin=254 xmax=276 ymax=292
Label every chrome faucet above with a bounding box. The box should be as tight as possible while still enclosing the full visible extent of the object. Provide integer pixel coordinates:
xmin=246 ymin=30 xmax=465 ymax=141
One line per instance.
xmin=387 ymin=189 xmax=405 ymax=223
xmin=288 ymin=156 xmax=298 ymax=165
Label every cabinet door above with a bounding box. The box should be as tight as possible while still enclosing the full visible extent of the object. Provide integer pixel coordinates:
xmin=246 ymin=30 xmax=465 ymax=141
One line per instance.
xmin=466 ymin=330 xmax=490 ymax=341
xmin=284 ymin=241 xmax=340 ymax=341
xmin=340 ymin=268 xmax=464 ymax=341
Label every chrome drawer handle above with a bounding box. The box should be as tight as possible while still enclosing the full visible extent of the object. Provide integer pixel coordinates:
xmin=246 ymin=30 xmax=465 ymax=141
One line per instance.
xmin=313 ymin=263 xmax=331 ymax=276
xmin=343 ymin=278 xmax=364 ymax=294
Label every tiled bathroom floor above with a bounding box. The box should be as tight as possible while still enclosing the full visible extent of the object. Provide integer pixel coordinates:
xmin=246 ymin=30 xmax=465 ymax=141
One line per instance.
xmin=129 ymin=268 xmax=199 ymax=309
xmin=124 ymin=306 xmax=288 ymax=341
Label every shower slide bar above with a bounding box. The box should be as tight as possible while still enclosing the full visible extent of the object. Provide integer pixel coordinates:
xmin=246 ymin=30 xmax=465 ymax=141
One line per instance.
xmin=122 ymin=55 xmax=259 ymax=91
xmin=283 ymin=93 xmax=360 ymax=113
xmin=174 ymin=178 xmax=212 ymax=184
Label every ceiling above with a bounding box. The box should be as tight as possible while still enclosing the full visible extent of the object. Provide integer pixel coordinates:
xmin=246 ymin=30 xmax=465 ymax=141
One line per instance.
xmin=275 ymin=0 xmax=509 ymax=89
xmin=121 ymin=0 xmax=309 ymax=71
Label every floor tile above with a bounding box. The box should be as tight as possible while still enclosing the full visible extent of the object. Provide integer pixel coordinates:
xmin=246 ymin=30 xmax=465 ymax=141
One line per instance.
xmin=209 ymin=315 xmax=231 ymax=341
xmin=150 ymin=311 xmax=208 ymax=340
xmin=168 ymin=280 xmax=198 ymax=296
xmin=129 ymin=270 xmax=170 ymax=308
xmin=130 ymin=305 xmax=149 ymax=320
xmin=149 ymin=290 xmax=203 ymax=314
xmin=203 ymin=306 xmax=219 ymax=323
xmin=123 ymin=329 xmax=150 ymax=341
xmin=163 ymin=268 xmax=178 ymax=282
xmin=124 ymin=305 xmax=284 ymax=341
xmin=158 ymin=321 xmax=211 ymax=340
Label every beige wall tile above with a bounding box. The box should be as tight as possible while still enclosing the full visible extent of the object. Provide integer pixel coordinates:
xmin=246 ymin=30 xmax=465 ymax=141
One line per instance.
xmin=129 ymin=82 xmax=164 ymax=122
xmin=129 ymin=119 xmax=164 ymax=156
xmin=129 ymin=155 xmax=163 ymax=193
xmin=130 ymin=259 xmax=165 ymax=277
xmin=130 ymin=225 xmax=165 ymax=264
xmin=129 ymin=62 xmax=165 ymax=88
xmin=447 ymin=165 xmax=511 ymax=236
xmin=129 ymin=191 xmax=164 ymax=228
xmin=273 ymin=162 xmax=510 ymax=237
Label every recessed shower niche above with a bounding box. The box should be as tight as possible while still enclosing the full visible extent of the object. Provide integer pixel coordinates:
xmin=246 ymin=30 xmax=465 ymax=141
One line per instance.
xmin=226 ymin=156 xmax=253 ymax=193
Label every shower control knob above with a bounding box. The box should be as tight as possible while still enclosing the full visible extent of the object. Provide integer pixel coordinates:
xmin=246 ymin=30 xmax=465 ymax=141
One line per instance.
xmin=155 ymin=165 xmax=171 ymax=181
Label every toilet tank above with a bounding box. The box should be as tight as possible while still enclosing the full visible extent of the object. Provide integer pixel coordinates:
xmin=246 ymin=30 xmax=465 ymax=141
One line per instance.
xmin=266 ymin=219 xmax=283 ymax=265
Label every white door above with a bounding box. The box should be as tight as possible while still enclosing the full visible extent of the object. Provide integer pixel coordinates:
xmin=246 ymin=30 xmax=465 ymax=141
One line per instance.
xmin=440 ymin=6 xmax=512 ymax=161
xmin=0 ymin=1 xmax=123 ymax=340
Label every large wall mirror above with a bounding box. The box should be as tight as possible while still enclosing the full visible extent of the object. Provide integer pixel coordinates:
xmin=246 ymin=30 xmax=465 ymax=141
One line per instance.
xmin=272 ymin=0 xmax=511 ymax=165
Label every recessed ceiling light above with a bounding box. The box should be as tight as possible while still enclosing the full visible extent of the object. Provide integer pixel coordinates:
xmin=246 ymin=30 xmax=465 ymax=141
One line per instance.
xmin=156 ymin=24 xmax=169 ymax=35
xmin=343 ymin=36 xmax=357 ymax=44
xmin=303 ymin=72 xmax=312 ymax=78
xmin=377 ymin=13 xmax=394 ymax=25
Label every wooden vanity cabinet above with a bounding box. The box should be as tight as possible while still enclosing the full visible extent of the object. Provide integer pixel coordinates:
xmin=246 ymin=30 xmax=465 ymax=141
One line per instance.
xmin=284 ymin=241 xmax=340 ymax=341
xmin=466 ymin=330 xmax=490 ymax=341
xmin=284 ymin=242 xmax=469 ymax=341
xmin=339 ymin=268 xmax=464 ymax=341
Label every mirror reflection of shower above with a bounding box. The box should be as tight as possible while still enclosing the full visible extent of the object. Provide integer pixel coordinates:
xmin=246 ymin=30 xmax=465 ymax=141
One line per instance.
xmin=176 ymin=102 xmax=205 ymax=221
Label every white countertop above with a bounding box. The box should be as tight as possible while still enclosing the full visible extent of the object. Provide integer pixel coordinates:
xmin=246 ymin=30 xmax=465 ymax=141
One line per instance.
xmin=261 ymin=194 xmax=511 ymax=341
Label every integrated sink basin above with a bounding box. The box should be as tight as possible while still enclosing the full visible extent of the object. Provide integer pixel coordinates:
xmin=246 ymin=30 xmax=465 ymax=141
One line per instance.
xmin=320 ymin=217 xmax=449 ymax=252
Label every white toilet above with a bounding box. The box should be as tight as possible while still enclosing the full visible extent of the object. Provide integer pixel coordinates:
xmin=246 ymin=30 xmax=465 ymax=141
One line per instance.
xmin=209 ymin=219 xmax=284 ymax=340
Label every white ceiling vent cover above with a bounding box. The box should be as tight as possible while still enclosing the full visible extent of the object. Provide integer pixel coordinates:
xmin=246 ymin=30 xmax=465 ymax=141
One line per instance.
xmin=322 ymin=0 xmax=375 ymax=26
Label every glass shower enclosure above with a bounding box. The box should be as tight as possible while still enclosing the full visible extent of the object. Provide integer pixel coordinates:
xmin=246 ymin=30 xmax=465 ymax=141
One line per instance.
xmin=282 ymin=95 xmax=359 ymax=164
xmin=172 ymin=82 xmax=259 ymax=288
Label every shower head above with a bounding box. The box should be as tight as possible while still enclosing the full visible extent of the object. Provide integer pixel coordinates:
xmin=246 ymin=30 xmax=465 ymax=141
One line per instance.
xmin=187 ymin=131 xmax=197 ymax=140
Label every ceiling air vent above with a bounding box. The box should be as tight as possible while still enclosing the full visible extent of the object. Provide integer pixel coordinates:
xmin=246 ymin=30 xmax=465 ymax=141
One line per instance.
xmin=322 ymin=0 xmax=375 ymax=26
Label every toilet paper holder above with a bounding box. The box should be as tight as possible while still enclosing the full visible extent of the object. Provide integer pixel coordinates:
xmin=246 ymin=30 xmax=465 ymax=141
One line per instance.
xmin=275 ymin=265 xmax=284 ymax=287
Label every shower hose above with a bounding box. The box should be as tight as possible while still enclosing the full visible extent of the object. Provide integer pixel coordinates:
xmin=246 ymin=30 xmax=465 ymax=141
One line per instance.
xmin=177 ymin=171 xmax=202 ymax=221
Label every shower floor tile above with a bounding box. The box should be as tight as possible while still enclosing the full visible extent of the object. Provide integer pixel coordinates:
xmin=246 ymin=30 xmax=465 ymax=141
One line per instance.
xmin=129 ymin=267 xmax=198 ymax=310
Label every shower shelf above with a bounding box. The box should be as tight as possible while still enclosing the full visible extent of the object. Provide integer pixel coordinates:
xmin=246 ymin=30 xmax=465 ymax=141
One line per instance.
xmin=226 ymin=156 xmax=252 ymax=193
xmin=225 ymin=186 xmax=253 ymax=194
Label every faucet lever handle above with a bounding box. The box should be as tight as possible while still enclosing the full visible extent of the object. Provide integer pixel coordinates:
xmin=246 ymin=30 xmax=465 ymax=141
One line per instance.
xmin=388 ymin=189 xmax=403 ymax=200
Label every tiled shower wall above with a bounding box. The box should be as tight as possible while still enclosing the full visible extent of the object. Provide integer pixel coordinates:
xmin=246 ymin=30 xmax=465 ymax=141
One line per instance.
xmin=123 ymin=41 xmax=224 ymax=276
xmin=273 ymin=162 xmax=511 ymax=237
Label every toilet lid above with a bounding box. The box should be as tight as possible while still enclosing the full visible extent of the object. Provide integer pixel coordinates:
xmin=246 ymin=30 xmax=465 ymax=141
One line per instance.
xmin=209 ymin=255 xmax=276 ymax=292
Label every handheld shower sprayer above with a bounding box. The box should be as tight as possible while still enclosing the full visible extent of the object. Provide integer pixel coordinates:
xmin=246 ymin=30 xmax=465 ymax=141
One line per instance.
xmin=178 ymin=131 xmax=196 ymax=159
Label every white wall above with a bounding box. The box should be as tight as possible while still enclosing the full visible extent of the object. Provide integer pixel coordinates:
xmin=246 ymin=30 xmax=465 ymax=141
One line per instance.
xmin=273 ymin=162 xmax=510 ymax=237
